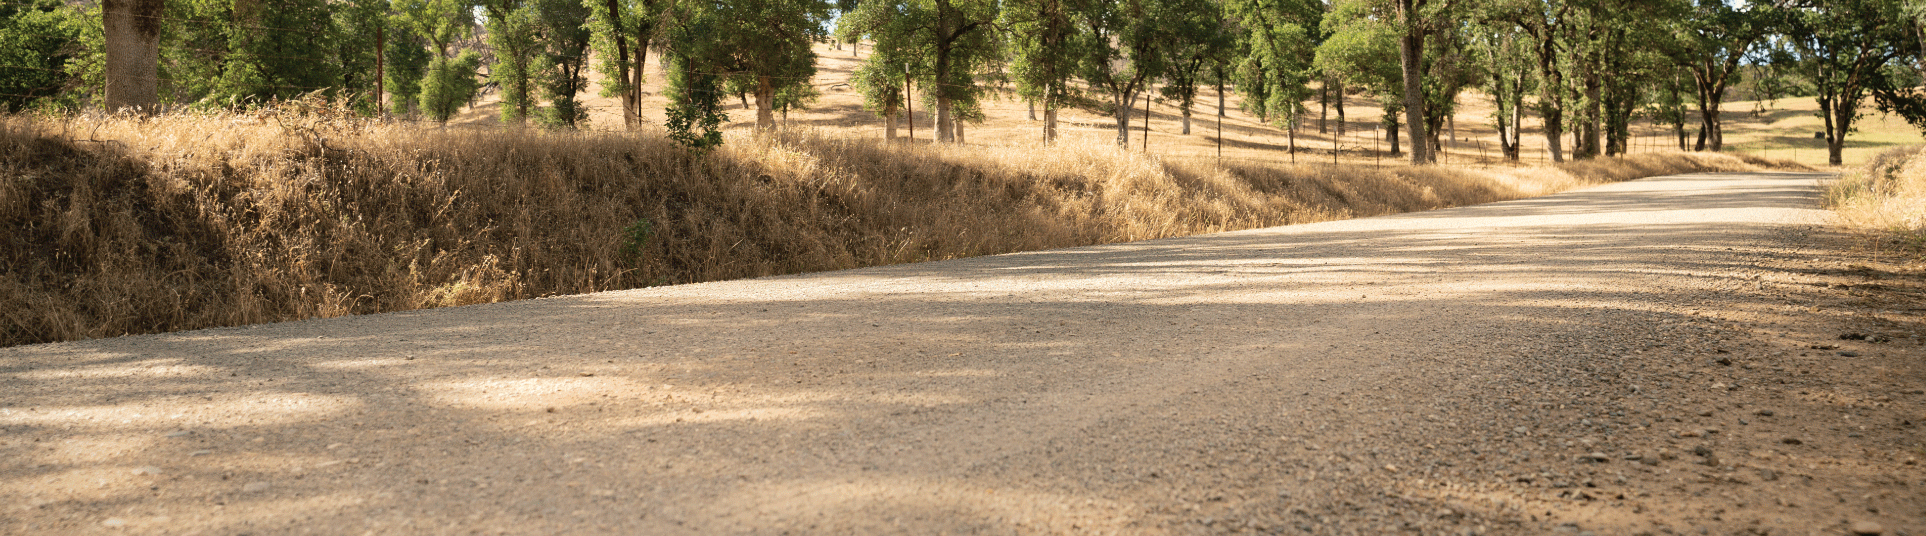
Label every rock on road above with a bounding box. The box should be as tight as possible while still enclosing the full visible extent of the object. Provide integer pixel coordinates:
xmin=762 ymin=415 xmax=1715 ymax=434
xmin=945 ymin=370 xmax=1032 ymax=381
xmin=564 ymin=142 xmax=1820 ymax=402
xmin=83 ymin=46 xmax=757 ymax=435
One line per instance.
xmin=6 ymin=171 xmax=1925 ymax=535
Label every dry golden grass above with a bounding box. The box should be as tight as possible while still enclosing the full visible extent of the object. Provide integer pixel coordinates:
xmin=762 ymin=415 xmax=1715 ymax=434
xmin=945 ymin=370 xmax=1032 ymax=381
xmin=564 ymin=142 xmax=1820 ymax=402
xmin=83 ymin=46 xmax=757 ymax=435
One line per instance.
xmin=1826 ymin=145 xmax=1926 ymax=260
xmin=0 ymin=104 xmax=1792 ymax=347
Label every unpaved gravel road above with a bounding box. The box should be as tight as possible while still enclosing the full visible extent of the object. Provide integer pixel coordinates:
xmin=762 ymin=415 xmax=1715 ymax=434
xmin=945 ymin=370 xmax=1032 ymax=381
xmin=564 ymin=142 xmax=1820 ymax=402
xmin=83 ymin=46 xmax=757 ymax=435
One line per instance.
xmin=5 ymin=171 xmax=1925 ymax=536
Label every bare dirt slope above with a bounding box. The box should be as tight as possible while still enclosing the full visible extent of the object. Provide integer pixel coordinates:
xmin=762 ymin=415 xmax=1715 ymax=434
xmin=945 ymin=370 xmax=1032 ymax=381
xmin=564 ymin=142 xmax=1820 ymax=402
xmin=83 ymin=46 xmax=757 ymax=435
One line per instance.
xmin=4 ymin=171 xmax=1924 ymax=535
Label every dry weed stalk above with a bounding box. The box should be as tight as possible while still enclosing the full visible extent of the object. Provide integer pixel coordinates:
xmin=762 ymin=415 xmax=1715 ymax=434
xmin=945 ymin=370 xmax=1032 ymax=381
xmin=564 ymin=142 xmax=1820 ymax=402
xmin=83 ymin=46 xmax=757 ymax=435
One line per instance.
xmin=0 ymin=110 xmax=1788 ymax=347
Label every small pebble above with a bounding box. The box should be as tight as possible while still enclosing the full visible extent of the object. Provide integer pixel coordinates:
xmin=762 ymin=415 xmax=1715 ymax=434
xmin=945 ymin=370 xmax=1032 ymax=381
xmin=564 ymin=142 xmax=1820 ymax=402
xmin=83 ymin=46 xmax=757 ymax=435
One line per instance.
xmin=132 ymin=466 xmax=162 ymax=476
xmin=101 ymin=518 xmax=127 ymax=528
xmin=1756 ymin=410 xmax=1774 ymax=417
xmin=1850 ymin=520 xmax=1884 ymax=535
xmin=1839 ymin=351 xmax=1860 ymax=357
xmin=189 ymin=450 xmax=212 ymax=457
xmin=1782 ymin=437 xmax=1803 ymax=445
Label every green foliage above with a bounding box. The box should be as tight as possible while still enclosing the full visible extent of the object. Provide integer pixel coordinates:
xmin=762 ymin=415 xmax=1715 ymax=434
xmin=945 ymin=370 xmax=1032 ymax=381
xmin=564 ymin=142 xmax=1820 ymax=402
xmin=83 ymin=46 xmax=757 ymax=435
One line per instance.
xmin=837 ymin=3 xmax=920 ymax=119
xmin=664 ymin=50 xmax=727 ymax=149
xmin=334 ymin=0 xmax=390 ymax=115
xmin=383 ymin=24 xmax=433 ymax=116
xmin=664 ymin=0 xmax=829 ymax=130
xmin=838 ymin=0 xmax=1000 ymax=139
xmin=215 ymin=0 xmax=341 ymax=104
xmin=532 ymin=0 xmax=593 ymax=128
xmin=1075 ymin=0 xmax=1214 ymax=145
xmin=619 ymin=218 xmax=655 ymax=265
xmin=1158 ymin=0 xmax=1234 ymax=120
xmin=1315 ymin=0 xmax=1403 ymax=127
xmin=1777 ymin=0 xmax=1917 ymax=163
xmin=483 ymin=0 xmax=543 ymax=123
xmin=394 ymin=0 xmax=476 ymax=122
xmin=1228 ymin=0 xmax=1322 ymax=128
xmin=0 ymin=0 xmax=82 ymax=112
xmin=844 ymin=53 xmax=911 ymax=119
xmin=585 ymin=0 xmax=668 ymax=99
xmin=1001 ymin=0 xmax=1081 ymax=113
xmin=418 ymin=50 xmax=481 ymax=123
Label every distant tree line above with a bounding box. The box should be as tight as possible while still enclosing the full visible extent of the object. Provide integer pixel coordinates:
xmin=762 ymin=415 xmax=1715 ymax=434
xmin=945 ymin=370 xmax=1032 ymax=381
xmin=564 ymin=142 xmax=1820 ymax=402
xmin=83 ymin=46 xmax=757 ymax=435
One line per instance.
xmin=2 ymin=0 xmax=1922 ymax=163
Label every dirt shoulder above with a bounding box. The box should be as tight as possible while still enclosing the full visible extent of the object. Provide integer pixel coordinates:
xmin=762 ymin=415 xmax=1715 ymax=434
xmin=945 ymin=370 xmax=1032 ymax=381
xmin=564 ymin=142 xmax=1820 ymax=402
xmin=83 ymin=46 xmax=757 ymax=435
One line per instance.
xmin=2 ymin=171 xmax=1921 ymax=535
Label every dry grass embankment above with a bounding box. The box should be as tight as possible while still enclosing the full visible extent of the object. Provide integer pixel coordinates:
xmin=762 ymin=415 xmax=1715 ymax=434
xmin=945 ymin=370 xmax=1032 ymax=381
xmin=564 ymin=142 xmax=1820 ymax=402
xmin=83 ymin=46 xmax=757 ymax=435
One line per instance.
xmin=1827 ymin=145 xmax=1926 ymax=260
xmin=0 ymin=108 xmax=1794 ymax=347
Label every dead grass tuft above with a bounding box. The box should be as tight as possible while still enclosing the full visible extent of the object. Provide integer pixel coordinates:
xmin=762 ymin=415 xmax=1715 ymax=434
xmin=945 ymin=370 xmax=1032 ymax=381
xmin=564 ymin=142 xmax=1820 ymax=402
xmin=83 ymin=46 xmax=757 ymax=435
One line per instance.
xmin=1826 ymin=145 xmax=1926 ymax=260
xmin=0 ymin=109 xmax=1785 ymax=347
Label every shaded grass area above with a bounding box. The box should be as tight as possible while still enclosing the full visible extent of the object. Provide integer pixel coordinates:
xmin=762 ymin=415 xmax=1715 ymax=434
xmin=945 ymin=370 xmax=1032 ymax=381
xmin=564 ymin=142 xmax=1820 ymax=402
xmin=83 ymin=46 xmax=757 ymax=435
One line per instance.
xmin=0 ymin=109 xmax=1799 ymax=347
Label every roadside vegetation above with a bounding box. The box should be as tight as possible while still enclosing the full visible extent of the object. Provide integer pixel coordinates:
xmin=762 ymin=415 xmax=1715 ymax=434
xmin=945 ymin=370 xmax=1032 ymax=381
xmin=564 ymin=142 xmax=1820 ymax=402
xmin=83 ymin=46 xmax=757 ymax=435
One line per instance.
xmin=0 ymin=106 xmax=1794 ymax=347
xmin=1828 ymin=145 xmax=1926 ymax=260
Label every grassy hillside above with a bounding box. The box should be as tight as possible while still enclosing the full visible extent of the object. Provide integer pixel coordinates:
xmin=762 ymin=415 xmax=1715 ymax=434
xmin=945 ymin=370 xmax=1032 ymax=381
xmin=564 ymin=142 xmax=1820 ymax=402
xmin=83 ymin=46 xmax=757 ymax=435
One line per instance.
xmin=1 ymin=42 xmax=1851 ymax=346
xmin=0 ymin=104 xmax=1789 ymax=347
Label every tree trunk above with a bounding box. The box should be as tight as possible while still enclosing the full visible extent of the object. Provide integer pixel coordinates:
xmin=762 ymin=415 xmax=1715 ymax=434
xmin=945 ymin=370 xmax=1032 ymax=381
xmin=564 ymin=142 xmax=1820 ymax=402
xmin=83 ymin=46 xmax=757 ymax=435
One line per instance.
xmin=1507 ymin=95 xmax=1522 ymax=161
xmin=1044 ymin=105 xmax=1058 ymax=144
xmin=628 ymin=36 xmax=649 ymax=130
xmin=103 ymin=0 xmax=163 ymax=112
xmin=1387 ymin=118 xmax=1401 ymax=156
xmin=1181 ymin=97 xmax=1192 ymax=135
xmin=954 ymin=119 xmax=965 ymax=144
xmin=1318 ymin=83 xmax=1329 ymax=133
xmin=755 ymin=76 xmax=775 ymax=130
xmin=1708 ymin=106 xmax=1723 ymax=151
xmin=1692 ymin=69 xmax=1713 ymax=151
xmin=1028 ymin=99 xmax=1036 ymax=121
xmin=1288 ymin=111 xmax=1297 ymax=155
xmin=1397 ymin=0 xmax=1430 ymax=165
xmin=1822 ymin=94 xmax=1848 ymax=166
xmin=605 ymin=0 xmax=637 ymax=129
xmin=1578 ymin=56 xmax=1601 ymax=159
xmin=936 ymin=94 xmax=954 ymax=143
xmin=933 ymin=39 xmax=954 ymax=143
xmin=1115 ymin=91 xmax=1133 ymax=147
xmin=885 ymin=106 xmax=898 ymax=140
xmin=1218 ymin=81 xmax=1226 ymax=119
xmin=1334 ymin=79 xmax=1346 ymax=136
xmin=1688 ymin=55 xmax=1744 ymax=152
